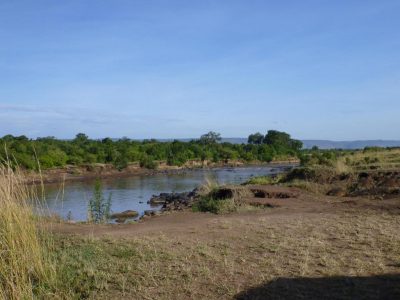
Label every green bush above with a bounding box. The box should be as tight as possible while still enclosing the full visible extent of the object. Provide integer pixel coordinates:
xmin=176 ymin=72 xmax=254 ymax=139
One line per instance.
xmin=87 ymin=180 xmax=112 ymax=224
xmin=192 ymin=196 xmax=236 ymax=214
xmin=139 ymin=156 xmax=158 ymax=169
xmin=113 ymin=154 xmax=129 ymax=171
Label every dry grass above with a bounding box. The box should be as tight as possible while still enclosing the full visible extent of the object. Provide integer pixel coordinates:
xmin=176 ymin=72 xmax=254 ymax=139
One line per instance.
xmin=244 ymin=174 xmax=285 ymax=185
xmin=50 ymin=209 xmax=400 ymax=299
xmin=193 ymin=184 xmax=254 ymax=214
xmin=284 ymin=179 xmax=328 ymax=194
xmin=333 ymin=158 xmax=353 ymax=174
xmin=340 ymin=148 xmax=400 ymax=171
xmin=197 ymin=176 xmax=220 ymax=195
xmin=0 ymin=164 xmax=56 ymax=299
xmin=1 ymin=151 xmax=399 ymax=299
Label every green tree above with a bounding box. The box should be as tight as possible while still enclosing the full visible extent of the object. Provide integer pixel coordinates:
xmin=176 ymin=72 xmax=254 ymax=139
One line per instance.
xmin=200 ymin=131 xmax=222 ymax=144
xmin=263 ymin=130 xmax=303 ymax=151
xmin=74 ymin=133 xmax=89 ymax=144
xmin=248 ymin=132 xmax=264 ymax=144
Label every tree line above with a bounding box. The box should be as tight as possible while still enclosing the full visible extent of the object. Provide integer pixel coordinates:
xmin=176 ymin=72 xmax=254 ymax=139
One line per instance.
xmin=0 ymin=130 xmax=302 ymax=170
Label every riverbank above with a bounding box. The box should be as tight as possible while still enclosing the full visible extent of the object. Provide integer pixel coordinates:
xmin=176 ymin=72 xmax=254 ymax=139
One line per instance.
xmin=4 ymin=152 xmax=400 ymax=299
xmin=24 ymin=159 xmax=299 ymax=184
xmin=50 ymin=184 xmax=400 ymax=299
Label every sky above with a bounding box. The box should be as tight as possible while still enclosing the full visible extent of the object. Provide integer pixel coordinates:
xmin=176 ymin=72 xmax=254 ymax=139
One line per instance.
xmin=0 ymin=0 xmax=399 ymax=140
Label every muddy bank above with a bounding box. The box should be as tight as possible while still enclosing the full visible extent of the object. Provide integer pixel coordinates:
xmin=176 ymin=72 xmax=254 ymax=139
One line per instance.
xmin=24 ymin=159 xmax=299 ymax=184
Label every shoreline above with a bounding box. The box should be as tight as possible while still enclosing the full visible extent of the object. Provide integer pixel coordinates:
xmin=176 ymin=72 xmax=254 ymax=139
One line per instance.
xmin=24 ymin=159 xmax=299 ymax=185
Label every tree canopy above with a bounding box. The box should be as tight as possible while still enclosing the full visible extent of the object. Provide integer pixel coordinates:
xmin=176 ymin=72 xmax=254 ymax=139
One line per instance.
xmin=0 ymin=130 xmax=302 ymax=171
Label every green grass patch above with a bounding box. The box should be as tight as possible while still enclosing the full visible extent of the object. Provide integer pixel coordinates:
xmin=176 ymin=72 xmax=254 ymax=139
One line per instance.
xmin=244 ymin=174 xmax=284 ymax=185
xmin=192 ymin=196 xmax=236 ymax=214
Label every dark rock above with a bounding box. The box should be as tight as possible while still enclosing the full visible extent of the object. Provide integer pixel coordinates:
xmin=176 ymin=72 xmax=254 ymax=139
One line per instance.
xmin=147 ymin=189 xmax=200 ymax=211
xmin=144 ymin=210 xmax=162 ymax=216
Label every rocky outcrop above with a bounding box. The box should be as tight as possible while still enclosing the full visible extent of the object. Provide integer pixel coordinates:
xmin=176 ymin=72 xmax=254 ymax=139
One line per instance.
xmin=148 ymin=189 xmax=200 ymax=211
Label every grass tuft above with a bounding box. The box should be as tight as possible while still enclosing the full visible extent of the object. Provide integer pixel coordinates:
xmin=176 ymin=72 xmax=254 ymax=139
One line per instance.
xmin=244 ymin=174 xmax=285 ymax=185
xmin=0 ymin=164 xmax=57 ymax=299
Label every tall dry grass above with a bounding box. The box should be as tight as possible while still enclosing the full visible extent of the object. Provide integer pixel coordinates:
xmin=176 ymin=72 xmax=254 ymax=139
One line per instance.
xmin=0 ymin=163 xmax=56 ymax=299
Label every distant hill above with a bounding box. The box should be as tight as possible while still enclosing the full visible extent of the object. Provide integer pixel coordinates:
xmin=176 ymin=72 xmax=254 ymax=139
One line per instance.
xmin=123 ymin=137 xmax=400 ymax=149
xmin=301 ymin=140 xmax=400 ymax=150
xmin=223 ymin=138 xmax=400 ymax=149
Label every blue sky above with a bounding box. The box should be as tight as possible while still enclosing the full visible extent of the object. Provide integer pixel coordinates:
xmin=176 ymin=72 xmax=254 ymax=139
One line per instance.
xmin=0 ymin=0 xmax=399 ymax=140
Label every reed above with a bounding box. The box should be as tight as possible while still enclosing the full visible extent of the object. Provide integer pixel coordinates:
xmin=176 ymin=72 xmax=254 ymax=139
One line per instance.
xmin=0 ymin=163 xmax=56 ymax=299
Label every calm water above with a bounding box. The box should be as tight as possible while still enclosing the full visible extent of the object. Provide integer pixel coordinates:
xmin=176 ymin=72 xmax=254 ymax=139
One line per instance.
xmin=42 ymin=165 xmax=293 ymax=221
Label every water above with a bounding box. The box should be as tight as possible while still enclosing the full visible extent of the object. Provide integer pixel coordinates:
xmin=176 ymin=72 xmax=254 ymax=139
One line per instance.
xmin=42 ymin=165 xmax=293 ymax=221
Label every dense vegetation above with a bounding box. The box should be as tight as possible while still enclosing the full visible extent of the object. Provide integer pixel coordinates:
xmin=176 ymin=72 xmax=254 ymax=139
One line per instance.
xmin=0 ymin=130 xmax=302 ymax=170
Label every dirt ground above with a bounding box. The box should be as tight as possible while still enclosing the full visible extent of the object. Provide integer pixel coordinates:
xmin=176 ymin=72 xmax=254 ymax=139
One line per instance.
xmin=51 ymin=186 xmax=400 ymax=299
xmin=53 ymin=185 xmax=400 ymax=238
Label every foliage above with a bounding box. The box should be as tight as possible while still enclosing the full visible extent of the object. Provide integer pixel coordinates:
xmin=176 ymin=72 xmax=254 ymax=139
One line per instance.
xmin=87 ymin=179 xmax=112 ymax=223
xmin=263 ymin=130 xmax=303 ymax=151
xmin=139 ymin=155 xmax=158 ymax=169
xmin=247 ymin=132 xmax=264 ymax=144
xmin=199 ymin=131 xmax=222 ymax=144
xmin=192 ymin=196 xmax=235 ymax=214
xmin=0 ymin=130 xmax=302 ymax=171
xmin=247 ymin=130 xmax=302 ymax=156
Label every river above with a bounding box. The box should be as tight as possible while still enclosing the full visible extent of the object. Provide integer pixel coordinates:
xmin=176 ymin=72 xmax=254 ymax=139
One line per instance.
xmin=42 ymin=164 xmax=294 ymax=221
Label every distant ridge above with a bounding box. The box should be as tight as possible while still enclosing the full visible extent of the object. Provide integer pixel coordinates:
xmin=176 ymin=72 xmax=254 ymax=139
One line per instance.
xmin=301 ymin=140 xmax=400 ymax=150
xmin=153 ymin=138 xmax=400 ymax=149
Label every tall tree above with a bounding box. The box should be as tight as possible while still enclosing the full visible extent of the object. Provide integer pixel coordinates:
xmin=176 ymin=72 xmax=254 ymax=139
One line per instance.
xmin=248 ymin=132 xmax=264 ymax=144
xmin=200 ymin=131 xmax=222 ymax=144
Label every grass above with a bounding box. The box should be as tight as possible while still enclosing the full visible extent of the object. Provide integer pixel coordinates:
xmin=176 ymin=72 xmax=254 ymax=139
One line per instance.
xmin=344 ymin=148 xmax=400 ymax=171
xmin=243 ymin=170 xmax=332 ymax=195
xmin=305 ymin=148 xmax=400 ymax=174
xmin=196 ymin=176 xmax=220 ymax=196
xmin=192 ymin=197 xmax=237 ymax=214
xmin=48 ymin=210 xmax=400 ymax=299
xmin=193 ymin=178 xmax=254 ymax=214
xmin=192 ymin=177 xmax=233 ymax=214
xmin=243 ymin=174 xmax=285 ymax=185
xmin=0 ymin=164 xmax=57 ymax=299
xmin=1 ymin=150 xmax=400 ymax=299
xmin=278 ymin=148 xmax=400 ymax=195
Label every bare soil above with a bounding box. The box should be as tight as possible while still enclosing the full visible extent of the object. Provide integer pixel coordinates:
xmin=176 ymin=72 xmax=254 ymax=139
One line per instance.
xmin=53 ymin=185 xmax=399 ymax=238
xmin=50 ymin=185 xmax=400 ymax=299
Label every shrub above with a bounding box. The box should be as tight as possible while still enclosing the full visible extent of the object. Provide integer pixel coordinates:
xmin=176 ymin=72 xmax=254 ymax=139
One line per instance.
xmin=87 ymin=179 xmax=112 ymax=223
xmin=114 ymin=154 xmax=129 ymax=170
xmin=192 ymin=196 xmax=235 ymax=214
xmin=139 ymin=156 xmax=158 ymax=169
